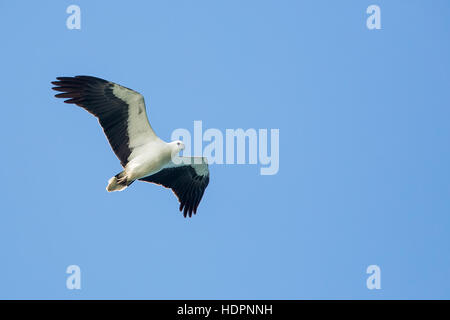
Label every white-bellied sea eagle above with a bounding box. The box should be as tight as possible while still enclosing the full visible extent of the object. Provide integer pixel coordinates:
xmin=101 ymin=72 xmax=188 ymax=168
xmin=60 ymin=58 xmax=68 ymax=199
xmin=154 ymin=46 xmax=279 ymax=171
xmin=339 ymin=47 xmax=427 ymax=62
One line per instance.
xmin=52 ymin=75 xmax=209 ymax=218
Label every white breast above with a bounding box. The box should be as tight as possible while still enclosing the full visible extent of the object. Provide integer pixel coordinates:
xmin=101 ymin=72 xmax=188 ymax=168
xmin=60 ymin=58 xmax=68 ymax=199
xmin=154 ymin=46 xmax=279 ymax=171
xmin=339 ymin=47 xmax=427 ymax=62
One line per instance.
xmin=125 ymin=139 xmax=171 ymax=180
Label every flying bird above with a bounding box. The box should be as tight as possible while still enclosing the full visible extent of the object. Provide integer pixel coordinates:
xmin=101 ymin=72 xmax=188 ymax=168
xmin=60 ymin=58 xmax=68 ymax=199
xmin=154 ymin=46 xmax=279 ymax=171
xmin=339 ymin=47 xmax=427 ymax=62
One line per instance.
xmin=51 ymin=75 xmax=209 ymax=217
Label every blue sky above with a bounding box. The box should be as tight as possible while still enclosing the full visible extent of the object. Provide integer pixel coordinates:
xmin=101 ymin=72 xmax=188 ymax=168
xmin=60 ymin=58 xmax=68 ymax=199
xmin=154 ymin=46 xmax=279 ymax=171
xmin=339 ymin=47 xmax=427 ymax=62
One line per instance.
xmin=0 ymin=0 xmax=449 ymax=299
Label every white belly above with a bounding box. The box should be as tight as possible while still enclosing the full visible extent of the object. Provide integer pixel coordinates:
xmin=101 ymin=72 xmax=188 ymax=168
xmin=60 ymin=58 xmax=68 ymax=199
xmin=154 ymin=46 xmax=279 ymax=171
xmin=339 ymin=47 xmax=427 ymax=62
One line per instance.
xmin=125 ymin=140 xmax=171 ymax=180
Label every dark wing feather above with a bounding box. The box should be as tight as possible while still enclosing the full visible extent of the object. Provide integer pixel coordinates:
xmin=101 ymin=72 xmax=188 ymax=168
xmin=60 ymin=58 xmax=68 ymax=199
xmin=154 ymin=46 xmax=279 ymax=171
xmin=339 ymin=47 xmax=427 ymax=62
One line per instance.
xmin=139 ymin=166 xmax=210 ymax=218
xmin=51 ymin=75 xmax=155 ymax=166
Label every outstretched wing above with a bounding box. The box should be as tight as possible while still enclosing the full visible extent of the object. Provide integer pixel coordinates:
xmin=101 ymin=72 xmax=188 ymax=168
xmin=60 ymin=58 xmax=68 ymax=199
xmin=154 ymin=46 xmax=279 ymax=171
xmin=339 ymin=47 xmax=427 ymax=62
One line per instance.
xmin=51 ymin=75 xmax=158 ymax=166
xmin=139 ymin=157 xmax=210 ymax=218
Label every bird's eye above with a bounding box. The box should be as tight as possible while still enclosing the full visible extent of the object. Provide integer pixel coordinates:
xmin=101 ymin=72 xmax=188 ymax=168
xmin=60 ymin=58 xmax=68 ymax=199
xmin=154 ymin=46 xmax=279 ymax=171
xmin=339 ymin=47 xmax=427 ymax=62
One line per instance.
xmin=177 ymin=142 xmax=180 ymax=146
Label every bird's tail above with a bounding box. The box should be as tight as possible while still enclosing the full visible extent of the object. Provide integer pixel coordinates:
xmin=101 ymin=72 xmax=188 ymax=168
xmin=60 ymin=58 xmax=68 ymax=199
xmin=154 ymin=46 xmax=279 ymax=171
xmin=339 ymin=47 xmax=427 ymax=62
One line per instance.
xmin=106 ymin=171 xmax=133 ymax=192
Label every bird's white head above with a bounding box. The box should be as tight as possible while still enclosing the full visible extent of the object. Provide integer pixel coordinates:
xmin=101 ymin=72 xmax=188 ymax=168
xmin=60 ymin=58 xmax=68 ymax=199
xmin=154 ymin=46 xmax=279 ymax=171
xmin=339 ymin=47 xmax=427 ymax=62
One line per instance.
xmin=170 ymin=140 xmax=185 ymax=156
